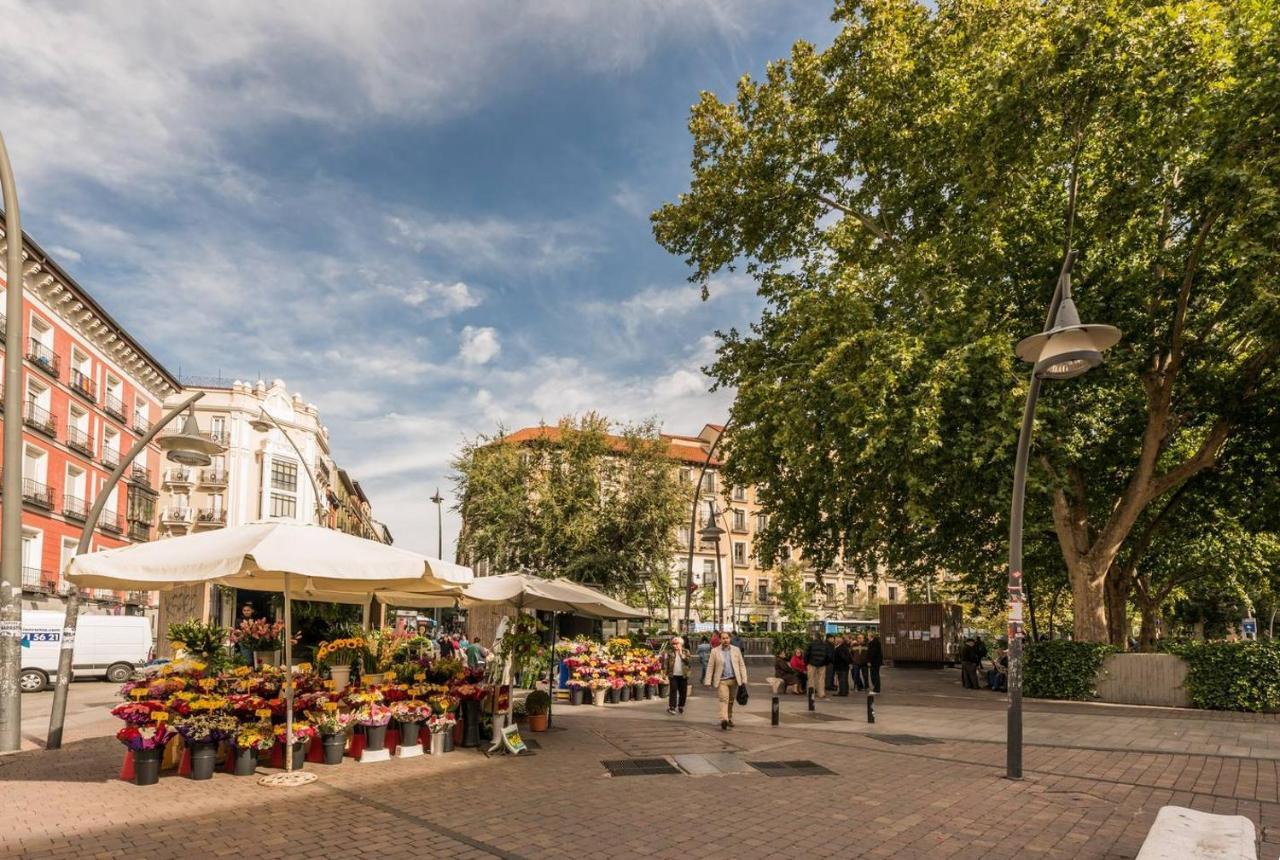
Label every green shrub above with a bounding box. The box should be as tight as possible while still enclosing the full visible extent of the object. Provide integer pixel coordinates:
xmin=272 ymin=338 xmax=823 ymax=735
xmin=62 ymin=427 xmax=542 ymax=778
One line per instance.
xmin=1023 ymin=640 xmax=1116 ymax=700
xmin=1172 ymin=641 xmax=1280 ymax=712
xmin=524 ymin=690 xmax=551 ymax=716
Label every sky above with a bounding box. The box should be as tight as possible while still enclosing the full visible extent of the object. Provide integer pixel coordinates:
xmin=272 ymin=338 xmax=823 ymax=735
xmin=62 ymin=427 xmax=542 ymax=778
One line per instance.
xmin=0 ymin=0 xmax=839 ymax=557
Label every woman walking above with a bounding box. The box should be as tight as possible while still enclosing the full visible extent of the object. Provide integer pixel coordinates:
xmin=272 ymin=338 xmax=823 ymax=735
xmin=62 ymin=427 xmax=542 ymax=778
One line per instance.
xmin=663 ymin=636 xmax=692 ymax=714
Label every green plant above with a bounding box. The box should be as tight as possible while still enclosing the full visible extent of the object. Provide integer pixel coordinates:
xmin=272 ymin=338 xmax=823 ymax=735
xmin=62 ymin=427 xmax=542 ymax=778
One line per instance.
xmin=1172 ymin=641 xmax=1280 ymax=713
xmin=497 ymin=614 xmax=545 ymax=677
xmin=1023 ymin=641 xmax=1116 ymax=701
xmin=511 ymin=699 xmax=527 ymax=719
xmin=167 ymin=620 xmax=229 ymax=667
xmin=523 ymin=690 xmax=551 ymax=716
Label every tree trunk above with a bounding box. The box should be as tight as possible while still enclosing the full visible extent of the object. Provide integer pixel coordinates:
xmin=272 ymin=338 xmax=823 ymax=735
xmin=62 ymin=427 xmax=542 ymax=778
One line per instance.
xmin=1104 ymin=572 xmax=1131 ymax=648
xmin=1137 ymin=597 xmax=1161 ymax=652
xmin=1068 ymin=559 xmax=1109 ymax=642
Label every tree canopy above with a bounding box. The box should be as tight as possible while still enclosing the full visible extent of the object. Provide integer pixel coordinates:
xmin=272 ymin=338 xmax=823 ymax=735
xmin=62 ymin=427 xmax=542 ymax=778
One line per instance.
xmin=653 ymin=0 xmax=1280 ymax=642
xmin=451 ymin=414 xmax=687 ymax=597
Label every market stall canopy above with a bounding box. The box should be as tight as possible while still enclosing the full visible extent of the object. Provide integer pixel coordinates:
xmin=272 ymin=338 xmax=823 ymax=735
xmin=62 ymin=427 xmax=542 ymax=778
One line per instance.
xmin=65 ymin=520 xmax=473 ymax=595
xmin=378 ymin=572 xmax=647 ymax=619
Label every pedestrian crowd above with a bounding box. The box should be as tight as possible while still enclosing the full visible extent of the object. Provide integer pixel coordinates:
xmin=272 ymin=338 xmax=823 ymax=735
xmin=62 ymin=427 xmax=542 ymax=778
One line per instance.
xmin=958 ymin=635 xmax=1009 ymax=692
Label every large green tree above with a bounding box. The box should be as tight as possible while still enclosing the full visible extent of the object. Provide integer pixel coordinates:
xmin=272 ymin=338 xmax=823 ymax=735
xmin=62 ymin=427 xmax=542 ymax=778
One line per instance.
xmin=452 ymin=415 xmax=687 ymax=597
xmin=653 ymin=0 xmax=1280 ymax=642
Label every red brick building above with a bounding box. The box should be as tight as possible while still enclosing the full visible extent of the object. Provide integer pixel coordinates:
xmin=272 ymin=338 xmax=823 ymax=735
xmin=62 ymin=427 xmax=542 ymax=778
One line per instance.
xmin=1 ymin=224 xmax=180 ymax=614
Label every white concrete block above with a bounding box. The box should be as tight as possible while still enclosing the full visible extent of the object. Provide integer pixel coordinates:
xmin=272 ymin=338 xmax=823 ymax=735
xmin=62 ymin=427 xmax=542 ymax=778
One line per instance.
xmin=1136 ymin=805 xmax=1256 ymax=860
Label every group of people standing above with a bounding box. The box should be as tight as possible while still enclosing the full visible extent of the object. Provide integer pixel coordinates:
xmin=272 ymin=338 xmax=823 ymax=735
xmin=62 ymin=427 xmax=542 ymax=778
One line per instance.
xmin=958 ymin=635 xmax=1009 ymax=692
xmin=773 ymin=632 xmax=883 ymax=697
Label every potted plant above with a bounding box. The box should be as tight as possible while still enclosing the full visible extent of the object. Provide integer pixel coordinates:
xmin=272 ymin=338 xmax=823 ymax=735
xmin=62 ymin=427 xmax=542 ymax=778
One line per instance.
xmin=232 ymin=720 xmax=275 ymax=776
xmin=315 ymin=635 xmax=366 ymax=690
xmin=354 ymin=703 xmax=392 ymax=751
xmin=390 ymin=700 xmax=427 ymax=747
xmin=116 ymin=723 xmax=173 ymax=786
xmin=174 ymin=713 xmax=238 ymax=780
xmin=511 ymin=699 xmax=528 ymax=724
xmin=230 ymin=618 xmax=294 ymax=667
xmin=567 ymin=679 xmax=585 ymax=706
xmin=657 ymin=675 xmax=670 ymax=699
xmin=274 ymin=722 xmax=316 ymax=770
xmin=305 ymin=706 xmax=352 ymax=765
xmin=524 ymin=690 xmax=551 ymax=732
xmin=362 ymin=627 xmax=411 ymax=685
xmin=427 ymin=713 xmax=456 ymax=755
xmin=167 ymin=620 xmax=230 ymax=669
xmin=590 ymin=678 xmax=609 ymax=706
xmin=619 ymin=682 xmax=631 ymax=703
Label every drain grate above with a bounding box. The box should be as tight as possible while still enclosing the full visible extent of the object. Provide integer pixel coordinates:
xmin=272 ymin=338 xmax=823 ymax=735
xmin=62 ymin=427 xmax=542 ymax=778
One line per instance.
xmin=785 ymin=711 xmax=849 ymax=722
xmin=866 ymin=733 xmax=943 ymax=746
xmin=747 ymin=760 xmax=835 ymax=777
xmin=601 ymin=758 xmax=682 ymax=777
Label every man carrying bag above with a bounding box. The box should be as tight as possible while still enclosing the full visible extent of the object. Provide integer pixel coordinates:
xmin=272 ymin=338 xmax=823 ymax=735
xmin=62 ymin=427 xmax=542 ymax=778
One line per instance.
xmin=703 ymin=634 xmax=750 ymax=730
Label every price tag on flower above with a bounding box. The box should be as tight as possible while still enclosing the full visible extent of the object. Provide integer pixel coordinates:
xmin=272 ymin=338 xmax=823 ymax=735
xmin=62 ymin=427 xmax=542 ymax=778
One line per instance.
xmin=153 ymin=711 xmax=168 ymax=723
xmin=198 ymin=678 xmax=216 ymax=691
xmin=325 ymin=680 xmax=336 ymax=690
xmin=130 ymin=687 xmax=147 ymax=699
xmin=322 ymin=701 xmax=338 ymax=711
xmin=414 ymin=673 xmax=425 ymax=682
xmin=255 ymin=708 xmax=272 ymax=719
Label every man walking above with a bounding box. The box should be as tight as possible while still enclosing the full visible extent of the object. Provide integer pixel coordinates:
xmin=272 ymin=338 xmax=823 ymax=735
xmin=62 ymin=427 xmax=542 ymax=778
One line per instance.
xmin=867 ymin=633 xmax=884 ymax=693
xmin=832 ymin=635 xmax=852 ymax=696
xmin=703 ymin=634 xmax=749 ymax=730
xmin=804 ymin=630 xmax=830 ymax=699
xmin=959 ymin=637 xmax=981 ymax=689
xmin=663 ymin=635 xmax=692 ymax=715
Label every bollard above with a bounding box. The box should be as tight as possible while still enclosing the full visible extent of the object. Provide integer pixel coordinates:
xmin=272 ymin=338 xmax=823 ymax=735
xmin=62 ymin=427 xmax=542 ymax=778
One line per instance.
xmin=771 ymin=695 xmax=780 ymax=726
xmin=866 ymin=692 xmax=876 ymax=724
xmin=807 ymin=686 xmax=816 ymax=712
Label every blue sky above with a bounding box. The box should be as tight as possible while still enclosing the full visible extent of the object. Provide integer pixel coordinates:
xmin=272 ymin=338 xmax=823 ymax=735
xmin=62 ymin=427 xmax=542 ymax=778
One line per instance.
xmin=0 ymin=1 xmax=838 ymax=555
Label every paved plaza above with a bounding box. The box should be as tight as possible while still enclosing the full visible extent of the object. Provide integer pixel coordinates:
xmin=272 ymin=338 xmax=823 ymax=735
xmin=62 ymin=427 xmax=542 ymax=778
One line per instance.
xmin=3 ymin=670 xmax=1279 ymax=859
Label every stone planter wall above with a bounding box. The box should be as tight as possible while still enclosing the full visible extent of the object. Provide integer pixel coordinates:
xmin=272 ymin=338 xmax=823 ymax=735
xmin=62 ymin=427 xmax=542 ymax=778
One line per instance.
xmin=1095 ymin=653 xmax=1190 ymax=708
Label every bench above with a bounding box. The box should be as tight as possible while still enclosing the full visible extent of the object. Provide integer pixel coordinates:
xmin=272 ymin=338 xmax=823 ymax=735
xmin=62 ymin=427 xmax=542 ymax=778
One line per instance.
xmin=1137 ymin=806 xmax=1256 ymax=859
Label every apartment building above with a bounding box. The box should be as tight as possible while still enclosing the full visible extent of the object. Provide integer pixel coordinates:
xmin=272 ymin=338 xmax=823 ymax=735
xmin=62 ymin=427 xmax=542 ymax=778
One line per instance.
xmin=487 ymin=423 xmax=902 ymax=632
xmin=0 ymin=225 xmax=180 ymax=614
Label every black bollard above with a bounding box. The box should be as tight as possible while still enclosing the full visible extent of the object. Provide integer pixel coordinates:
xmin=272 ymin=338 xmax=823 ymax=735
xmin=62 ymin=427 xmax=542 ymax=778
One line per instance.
xmin=807 ymin=686 xmax=816 ymax=711
xmin=866 ymin=692 xmax=876 ymax=724
xmin=771 ymin=695 xmax=780 ymax=726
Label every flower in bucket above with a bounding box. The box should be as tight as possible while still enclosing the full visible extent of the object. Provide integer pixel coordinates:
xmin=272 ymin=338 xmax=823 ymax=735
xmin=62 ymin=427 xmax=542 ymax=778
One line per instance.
xmin=316 ymin=636 xmax=367 ymax=668
xmin=354 ymin=703 xmax=392 ymax=727
xmin=344 ymin=688 xmax=384 ymax=708
xmin=111 ymin=700 xmax=167 ymax=725
xmin=427 ymin=713 xmax=456 ymax=734
xmin=273 ymin=721 xmax=318 ymax=743
xmin=234 ymin=722 xmax=277 ymax=751
xmin=117 ymin=724 xmax=173 ymax=751
xmin=230 ymin=618 xmax=298 ymax=651
xmin=304 ymin=706 xmax=353 ymax=736
xmin=390 ymin=700 xmax=428 ymax=724
xmin=174 ymin=713 xmax=239 ymax=744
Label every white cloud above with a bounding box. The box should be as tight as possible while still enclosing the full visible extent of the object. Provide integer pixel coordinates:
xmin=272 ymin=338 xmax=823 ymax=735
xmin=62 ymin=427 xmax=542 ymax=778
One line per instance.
xmin=386 ymin=213 xmax=597 ymax=273
xmin=458 ymin=326 xmax=501 ymax=365
xmin=376 ymin=277 xmax=481 ymax=315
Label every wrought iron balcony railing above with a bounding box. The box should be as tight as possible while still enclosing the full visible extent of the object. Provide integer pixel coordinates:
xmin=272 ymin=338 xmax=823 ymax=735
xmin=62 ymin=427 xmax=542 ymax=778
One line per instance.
xmin=62 ymin=494 xmax=88 ymax=520
xmin=104 ymin=394 xmax=126 ymax=421
xmin=22 ymin=478 xmax=54 ymax=509
xmin=25 ymin=338 xmax=59 ymax=378
xmin=66 ymin=424 xmax=94 ymax=456
xmin=69 ymin=369 xmax=97 ymax=402
xmin=23 ymin=401 xmax=57 ymax=438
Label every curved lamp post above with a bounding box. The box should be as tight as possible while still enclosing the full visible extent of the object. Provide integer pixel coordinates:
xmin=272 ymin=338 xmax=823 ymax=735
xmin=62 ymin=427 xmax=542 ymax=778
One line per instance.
xmin=682 ymin=424 xmax=729 ymax=634
xmin=249 ymin=409 xmax=326 ymax=524
xmin=699 ymin=501 xmax=727 ymax=631
xmin=1005 ymin=250 xmax=1120 ymax=779
xmin=47 ymin=392 xmax=221 ymax=749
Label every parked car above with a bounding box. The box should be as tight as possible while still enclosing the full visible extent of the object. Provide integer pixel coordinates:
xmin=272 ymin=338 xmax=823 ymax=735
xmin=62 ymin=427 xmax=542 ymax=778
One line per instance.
xmin=20 ymin=611 xmax=153 ymax=692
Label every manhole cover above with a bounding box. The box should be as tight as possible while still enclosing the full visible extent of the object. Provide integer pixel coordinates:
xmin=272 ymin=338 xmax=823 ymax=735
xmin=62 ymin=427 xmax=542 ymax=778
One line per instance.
xmin=747 ymin=760 xmax=835 ymax=777
xmin=601 ymin=758 xmax=682 ymax=776
xmin=866 ymin=733 xmax=943 ymax=746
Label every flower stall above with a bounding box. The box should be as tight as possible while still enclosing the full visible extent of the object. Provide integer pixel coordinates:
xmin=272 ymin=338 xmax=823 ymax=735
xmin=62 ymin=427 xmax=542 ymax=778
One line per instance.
xmin=557 ymin=636 xmax=668 ymax=706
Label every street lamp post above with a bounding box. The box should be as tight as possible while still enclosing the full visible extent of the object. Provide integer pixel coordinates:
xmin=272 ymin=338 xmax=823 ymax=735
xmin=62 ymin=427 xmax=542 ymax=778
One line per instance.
xmin=1005 ymin=249 xmax=1120 ymax=779
xmin=0 ymin=130 xmax=25 ymax=753
xmin=699 ymin=501 xmax=726 ymax=631
xmin=683 ymin=427 xmax=728 ymax=635
xmin=430 ymin=488 xmax=444 ymax=629
xmin=47 ymin=394 xmax=222 ymax=749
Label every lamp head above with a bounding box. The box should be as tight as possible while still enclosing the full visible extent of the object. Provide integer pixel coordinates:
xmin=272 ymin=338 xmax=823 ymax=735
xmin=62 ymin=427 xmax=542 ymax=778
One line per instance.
xmin=158 ymin=407 xmax=222 ymax=467
xmin=249 ymin=412 xmax=273 ymax=432
xmin=1015 ymin=296 xmax=1121 ymax=380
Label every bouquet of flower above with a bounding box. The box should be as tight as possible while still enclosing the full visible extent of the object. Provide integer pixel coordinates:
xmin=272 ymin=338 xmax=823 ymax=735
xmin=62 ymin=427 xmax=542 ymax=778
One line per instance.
xmin=315 ymin=635 xmax=367 ymax=669
xmin=234 ymin=722 xmax=277 ymax=751
xmin=305 ymin=707 xmax=353 ymax=736
xmin=381 ymin=685 xmax=410 ymax=703
xmin=111 ymin=700 xmax=167 ymax=725
xmin=426 ymin=657 xmax=465 ymax=684
xmin=230 ymin=618 xmax=297 ymax=651
xmin=274 ymin=722 xmax=317 ymax=743
xmin=117 ymin=724 xmax=173 ymax=751
xmin=363 ymin=627 xmax=412 ymax=673
xmin=566 ymin=678 xmax=587 ymax=690
xmin=226 ymin=693 xmax=268 ymax=716
xmin=589 ymin=677 xmax=611 ymax=690
xmin=174 ymin=713 xmax=238 ymax=744
xmin=354 ymin=703 xmax=392 ymax=727
xmin=427 ymin=713 xmax=456 ymax=734
xmin=646 ymin=675 xmax=662 ymax=687
xmin=390 ymin=700 xmax=428 ymax=724
xmin=344 ymin=688 xmax=384 ymax=708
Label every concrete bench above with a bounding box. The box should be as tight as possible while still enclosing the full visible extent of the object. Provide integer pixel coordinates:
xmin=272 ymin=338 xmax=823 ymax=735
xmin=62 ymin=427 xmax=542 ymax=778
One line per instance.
xmin=1137 ymin=806 xmax=1256 ymax=859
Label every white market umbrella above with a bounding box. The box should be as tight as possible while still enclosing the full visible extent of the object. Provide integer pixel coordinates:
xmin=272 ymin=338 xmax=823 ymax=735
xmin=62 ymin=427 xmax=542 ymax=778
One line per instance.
xmin=66 ymin=521 xmax=472 ymax=786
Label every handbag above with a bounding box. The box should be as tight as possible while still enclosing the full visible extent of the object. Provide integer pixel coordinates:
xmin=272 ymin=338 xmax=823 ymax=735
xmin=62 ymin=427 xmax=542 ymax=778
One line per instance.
xmin=736 ymin=684 xmax=749 ymax=706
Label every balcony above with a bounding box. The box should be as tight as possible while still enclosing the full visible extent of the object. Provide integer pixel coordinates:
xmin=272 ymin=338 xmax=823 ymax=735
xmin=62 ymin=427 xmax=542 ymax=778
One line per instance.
xmin=91 ymin=588 xmax=120 ymax=604
xmin=62 ymin=494 xmax=88 ymax=521
xmin=161 ymin=507 xmax=193 ymax=524
xmin=69 ymin=369 xmax=97 ymax=403
xmin=104 ymin=393 xmax=126 ymax=421
xmin=100 ymin=514 xmax=125 ymax=535
xmin=21 ymin=567 xmax=53 ymax=594
xmin=195 ymin=508 xmax=227 ymax=528
xmin=66 ymin=424 xmax=94 ymax=457
xmin=198 ymin=468 xmax=228 ymax=487
xmin=23 ymin=401 xmax=57 ymax=438
xmin=132 ymin=414 xmax=150 ymax=435
xmin=125 ymin=590 xmax=150 ymax=605
xmin=100 ymin=447 xmax=120 ymax=470
xmin=163 ymin=467 xmax=193 ymax=487
xmin=128 ymin=521 xmax=151 ymax=542
xmin=21 ymin=478 xmax=54 ymax=509
xmin=25 ymin=338 xmax=59 ymax=378
xmin=128 ymin=462 xmax=150 ymax=486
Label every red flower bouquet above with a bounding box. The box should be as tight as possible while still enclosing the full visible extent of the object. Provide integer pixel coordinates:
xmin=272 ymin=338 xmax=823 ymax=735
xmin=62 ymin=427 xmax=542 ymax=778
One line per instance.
xmin=111 ymin=701 xmax=167 ymax=725
xmin=117 ymin=724 xmax=174 ymax=751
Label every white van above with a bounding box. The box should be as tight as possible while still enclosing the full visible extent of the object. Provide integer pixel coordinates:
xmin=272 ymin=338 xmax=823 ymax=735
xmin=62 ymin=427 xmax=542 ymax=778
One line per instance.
xmin=20 ymin=611 xmax=153 ymax=692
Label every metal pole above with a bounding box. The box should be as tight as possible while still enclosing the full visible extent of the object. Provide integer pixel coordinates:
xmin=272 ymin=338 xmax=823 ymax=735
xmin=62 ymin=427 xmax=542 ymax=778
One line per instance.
xmin=0 ymin=130 xmax=25 ymax=753
xmin=683 ymin=425 xmax=728 ymax=635
xmin=283 ymin=572 xmax=294 ymax=773
xmin=47 ymin=392 xmax=204 ymax=749
xmin=257 ymin=409 xmax=324 ymax=524
xmin=546 ymin=610 xmax=557 ymax=729
xmin=431 ymin=489 xmax=444 ymax=628
xmin=1006 ymin=250 xmax=1075 ymax=780
xmin=712 ymin=507 xmax=725 ymax=632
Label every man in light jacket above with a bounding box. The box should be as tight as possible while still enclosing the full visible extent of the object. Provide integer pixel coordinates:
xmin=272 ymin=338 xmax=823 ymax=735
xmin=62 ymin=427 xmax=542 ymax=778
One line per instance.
xmin=703 ymin=634 xmax=750 ymax=731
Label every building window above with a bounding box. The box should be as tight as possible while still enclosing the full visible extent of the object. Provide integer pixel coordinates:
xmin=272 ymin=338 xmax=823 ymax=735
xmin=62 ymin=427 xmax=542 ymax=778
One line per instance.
xmin=271 ymin=459 xmax=298 ymax=492
xmin=757 ymin=579 xmax=769 ymax=603
xmin=22 ymin=527 xmax=43 ymax=580
xmin=732 ymin=542 xmax=746 ymax=565
xmin=270 ymin=493 xmax=297 ymax=519
xmin=780 ymin=545 xmax=792 ymax=562
xmin=127 ymin=489 xmax=155 ymax=524
xmin=847 ymin=584 xmax=857 ymax=605
xmin=887 ymin=586 xmax=898 ymax=602
xmin=868 ymin=585 xmax=877 ymax=601
xmin=733 ymin=580 xmax=746 ymax=603
xmin=732 ymin=485 xmax=746 ymax=501
xmin=732 ymin=508 xmax=746 ymax=531
xmin=23 ymin=444 xmax=47 ymax=483
xmin=702 ymin=559 xmax=715 ymax=577
xmin=756 ymin=512 xmax=767 ymax=532
xmin=804 ymin=580 xmax=816 ymax=603
xmin=210 ymin=415 xmax=227 ymax=443
xmin=677 ymin=526 xmax=691 ymax=547
xmin=678 ymin=467 xmax=691 ymax=484
xmin=824 ymin=582 xmax=834 ymax=600
xmin=60 ymin=538 xmax=78 ymax=586
xmin=700 ymin=472 xmax=715 ymax=494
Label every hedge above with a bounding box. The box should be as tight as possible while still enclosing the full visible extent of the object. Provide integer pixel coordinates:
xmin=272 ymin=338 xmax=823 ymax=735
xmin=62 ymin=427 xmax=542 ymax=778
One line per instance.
xmin=1022 ymin=640 xmax=1116 ymax=701
xmin=1172 ymin=640 xmax=1280 ymax=713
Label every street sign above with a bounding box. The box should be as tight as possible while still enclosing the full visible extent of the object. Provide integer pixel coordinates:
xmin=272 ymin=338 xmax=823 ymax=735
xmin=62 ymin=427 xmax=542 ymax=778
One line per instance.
xmin=1243 ymin=618 xmax=1257 ymax=640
